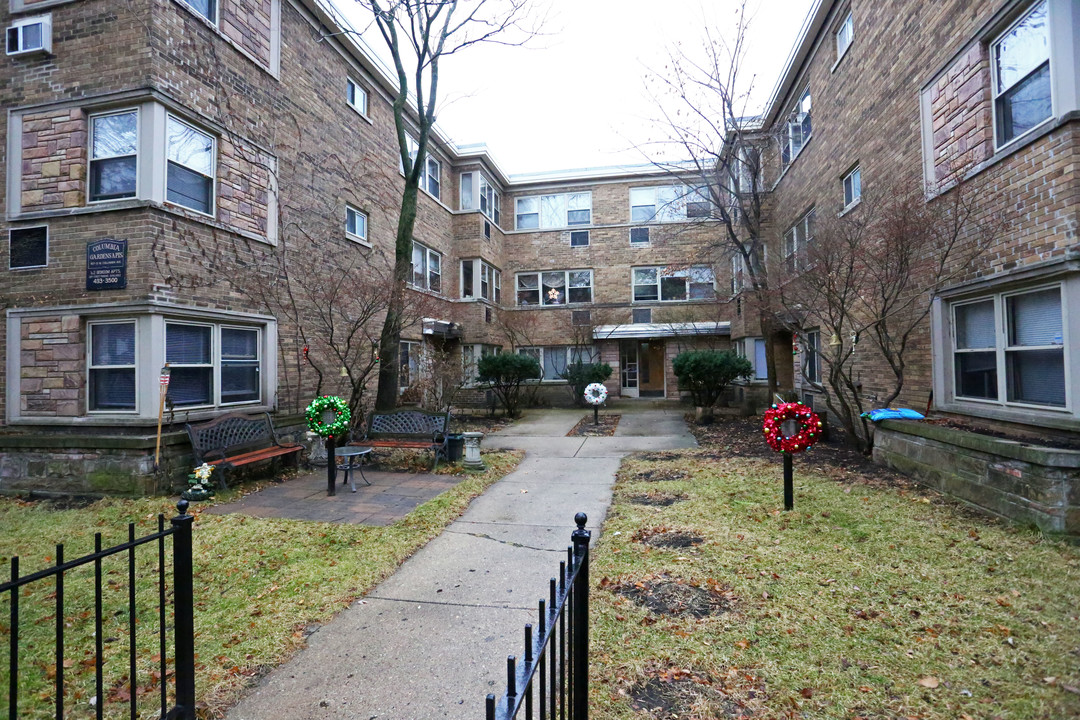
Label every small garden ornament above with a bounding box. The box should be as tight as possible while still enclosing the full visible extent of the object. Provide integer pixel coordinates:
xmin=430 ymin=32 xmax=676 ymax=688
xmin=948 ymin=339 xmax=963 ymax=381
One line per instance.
xmin=182 ymin=462 xmax=216 ymax=501
xmin=762 ymin=401 xmax=823 ymax=510
xmin=584 ymin=382 xmax=608 ymax=425
xmin=306 ymin=395 xmax=352 ymax=496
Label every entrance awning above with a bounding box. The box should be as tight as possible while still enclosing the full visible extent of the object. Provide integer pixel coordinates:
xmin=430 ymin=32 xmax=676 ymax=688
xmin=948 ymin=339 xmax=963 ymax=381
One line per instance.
xmin=592 ymin=321 xmax=730 ymax=340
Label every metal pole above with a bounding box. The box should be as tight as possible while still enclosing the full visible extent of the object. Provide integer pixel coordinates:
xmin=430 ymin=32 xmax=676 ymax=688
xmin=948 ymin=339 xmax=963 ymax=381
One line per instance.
xmin=171 ymin=500 xmax=196 ymax=720
xmin=783 ymin=453 xmax=793 ymax=511
xmin=571 ymin=513 xmax=590 ymax=720
xmin=593 ymin=405 xmax=598 ymax=426
xmin=326 ymin=436 xmax=337 ymax=497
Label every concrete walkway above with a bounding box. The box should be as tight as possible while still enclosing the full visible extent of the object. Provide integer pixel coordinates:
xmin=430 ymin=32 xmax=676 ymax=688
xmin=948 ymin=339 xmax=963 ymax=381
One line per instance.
xmin=226 ymin=404 xmax=695 ymax=720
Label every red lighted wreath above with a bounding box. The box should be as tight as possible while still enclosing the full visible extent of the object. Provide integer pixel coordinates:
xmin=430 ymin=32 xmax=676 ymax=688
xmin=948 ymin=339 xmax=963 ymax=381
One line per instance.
xmin=762 ymin=402 xmax=822 ymax=454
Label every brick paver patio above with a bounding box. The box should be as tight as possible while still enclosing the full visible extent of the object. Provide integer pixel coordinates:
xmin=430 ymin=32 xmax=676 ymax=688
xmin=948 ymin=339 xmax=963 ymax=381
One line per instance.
xmin=205 ymin=468 xmax=462 ymax=525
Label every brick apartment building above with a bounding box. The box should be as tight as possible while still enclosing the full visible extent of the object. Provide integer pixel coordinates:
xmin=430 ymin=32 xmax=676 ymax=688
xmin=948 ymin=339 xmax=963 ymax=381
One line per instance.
xmin=0 ymin=0 xmax=1077 ymax=493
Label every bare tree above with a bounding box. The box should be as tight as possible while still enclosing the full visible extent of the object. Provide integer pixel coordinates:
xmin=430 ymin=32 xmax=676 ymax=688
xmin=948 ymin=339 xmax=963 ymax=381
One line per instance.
xmin=355 ymin=0 xmax=540 ymax=410
xmin=779 ymin=177 xmax=1006 ymax=451
xmin=645 ymin=2 xmax=781 ymax=394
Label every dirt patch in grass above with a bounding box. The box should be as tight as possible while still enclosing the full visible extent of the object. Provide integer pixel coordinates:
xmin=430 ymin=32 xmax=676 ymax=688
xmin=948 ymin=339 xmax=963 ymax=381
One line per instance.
xmin=609 ymin=574 xmax=735 ymax=618
xmin=567 ymin=413 xmax=620 ymax=437
xmin=626 ymin=492 xmax=687 ymax=507
xmin=451 ymin=412 xmax=516 ymax=435
xmin=636 ymin=451 xmax=680 ymax=462
xmin=633 ymin=526 xmax=703 ymax=549
xmin=634 ymin=468 xmax=689 ymax=483
xmin=628 ymin=668 xmax=756 ymax=719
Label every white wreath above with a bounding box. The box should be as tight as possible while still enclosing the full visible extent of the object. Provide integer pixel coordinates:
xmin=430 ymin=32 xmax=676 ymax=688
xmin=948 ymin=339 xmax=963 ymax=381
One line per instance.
xmin=584 ymin=382 xmax=608 ymax=406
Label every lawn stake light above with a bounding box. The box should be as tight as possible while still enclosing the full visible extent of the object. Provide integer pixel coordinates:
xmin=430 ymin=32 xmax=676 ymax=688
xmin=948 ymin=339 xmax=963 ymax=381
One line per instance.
xmin=584 ymin=382 xmax=608 ymax=425
xmin=305 ymin=395 xmax=351 ymax=496
xmin=154 ymin=364 xmax=171 ymax=471
xmin=762 ymin=401 xmax=822 ymax=510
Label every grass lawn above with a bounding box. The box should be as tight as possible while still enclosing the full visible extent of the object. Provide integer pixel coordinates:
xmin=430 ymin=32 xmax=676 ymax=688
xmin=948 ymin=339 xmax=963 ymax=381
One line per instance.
xmin=0 ymin=450 xmax=521 ymax=719
xmin=589 ymin=450 xmax=1080 ymax=720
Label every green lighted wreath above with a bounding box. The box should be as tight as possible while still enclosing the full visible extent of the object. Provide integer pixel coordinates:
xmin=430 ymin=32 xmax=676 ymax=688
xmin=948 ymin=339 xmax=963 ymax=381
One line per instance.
xmin=305 ymin=395 xmax=351 ymax=438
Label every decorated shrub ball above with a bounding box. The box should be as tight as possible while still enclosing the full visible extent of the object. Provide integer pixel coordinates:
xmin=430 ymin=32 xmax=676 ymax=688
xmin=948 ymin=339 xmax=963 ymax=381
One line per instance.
xmin=305 ymin=395 xmax=351 ymax=438
xmin=584 ymin=382 xmax=608 ymax=406
xmin=762 ymin=402 xmax=822 ymax=454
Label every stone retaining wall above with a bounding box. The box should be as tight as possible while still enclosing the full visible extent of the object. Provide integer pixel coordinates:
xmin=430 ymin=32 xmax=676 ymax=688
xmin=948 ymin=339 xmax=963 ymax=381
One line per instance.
xmin=874 ymin=420 xmax=1079 ymax=539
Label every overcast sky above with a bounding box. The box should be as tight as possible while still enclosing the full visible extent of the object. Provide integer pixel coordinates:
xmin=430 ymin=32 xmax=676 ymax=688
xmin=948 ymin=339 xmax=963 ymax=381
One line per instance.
xmin=336 ymin=0 xmax=815 ymax=176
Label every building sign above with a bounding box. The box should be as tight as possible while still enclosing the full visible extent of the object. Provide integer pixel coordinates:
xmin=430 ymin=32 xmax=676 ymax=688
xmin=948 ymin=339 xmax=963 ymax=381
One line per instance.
xmin=86 ymin=239 xmax=127 ymax=291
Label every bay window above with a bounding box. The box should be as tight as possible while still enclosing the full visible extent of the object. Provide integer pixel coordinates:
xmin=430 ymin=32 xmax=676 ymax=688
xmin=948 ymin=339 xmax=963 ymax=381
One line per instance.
xmin=88 ymin=321 xmax=137 ymax=411
xmin=633 ymin=265 xmax=715 ymax=302
xmin=950 ymin=285 xmax=1066 ymax=408
xmin=515 ymin=192 xmax=591 ymax=230
xmin=410 ymin=242 xmax=442 ymax=292
xmin=405 ymin=135 xmax=441 ymax=199
xmin=166 ymin=115 xmax=215 ymax=215
xmin=89 ymin=110 xmax=138 ymax=203
xmin=783 ymin=210 xmax=815 ymax=272
xmin=516 ymin=269 xmax=592 ymax=306
xmin=461 ymin=259 xmax=501 ymax=302
xmin=164 ymin=321 xmax=262 ymax=408
xmin=992 ymin=0 xmax=1051 ymax=147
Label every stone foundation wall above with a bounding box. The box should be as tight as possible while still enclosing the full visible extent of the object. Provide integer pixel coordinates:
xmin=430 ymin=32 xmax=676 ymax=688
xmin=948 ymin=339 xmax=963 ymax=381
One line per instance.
xmin=873 ymin=420 xmax=1080 ymax=539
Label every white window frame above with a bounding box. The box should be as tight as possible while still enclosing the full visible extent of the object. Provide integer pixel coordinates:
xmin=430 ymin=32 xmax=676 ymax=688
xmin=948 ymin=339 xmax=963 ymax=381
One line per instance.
xmin=165 ymin=114 xmax=216 ymax=217
xmin=735 ymin=337 xmax=769 ymax=382
xmin=515 ymin=269 xmax=593 ymax=306
xmin=803 ymin=330 xmax=821 ymax=384
xmin=179 ymin=0 xmax=217 ymax=25
xmin=404 ymin=135 xmax=441 ymax=199
xmin=8 ymin=226 xmax=49 ymax=270
xmin=88 ymin=108 xmax=140 ymax=204
xmin=835 ymin=10 xmax=853 ymax=61
xmin=842 ymin=165 xmax=861 ymax=209
xmin=629 ymin=185 xmax=711 ymax=223
xmin=346 ymin=204 xmax=369 ymax=245
xmin=632 ymin=265 xmax=716 ymax=303
xmin=782 ymin=86 xmax=813 ymax=167
xmin=399 ymin=339 xmax=421 ymax=392
xmin=218 ymin=324 xmax=262 ymax=406
xmin=346 ymin=78 xmax=369 ymax=116
xmin=518 ymin=345 xmax=599 ymax=382
xmin=410 ymin=241 xmax=442 ymax=293
xmin=731 ymin=254 xmax=746 ymax=295
xmin=87 ymin=320 xmax=139 ymax=414
xmin=514 ymin=192 xmax=592 ymax=230
xmin=947 ymin=283 xmax=1068 ymax=411
xmin=6 ymin=14 xmax=52 ymax=55
xmin=783 ymin=209 xmax=815 ymax=272
xmin=990 ymin=0 xmax=1052 ymax=150
xmin=479 ymin=174 xmax=501 ymax=225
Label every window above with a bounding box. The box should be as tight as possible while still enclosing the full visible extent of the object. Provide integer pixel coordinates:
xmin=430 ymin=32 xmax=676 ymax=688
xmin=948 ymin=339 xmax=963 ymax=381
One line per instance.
xmin=633 ymin=266 xmax=715 ymax=302
xmin=632 ymin=307 xmax=652 ymax=324
xmin=410 ymin=242 xmax=442 ymax=292
xmin=166 ymin=323 xmax=213 ymax=407
xmin=951 ymin=286 xmax=1065 ymax=407
xmin=992 ymin=0 xmax=1051 ymax=147
xmin=182 ymin=0 xmax=216 ymax=23
xmin=737 ymin=338 xmax=768 ymax=381
xmin=6 ymin=14 xmax=51 ymax=55
xmin=731 ymin=254 xmax=746 ymax=294
xmin=484 ymin=221 xmax=491 ymax=239
xmin=630 ymin=227 xmax=650 ymax=245
xmin=9 ymin=226 xmax=47 ymax=269
xmin=515 ymin=192 xmax=591 ymax=230
xmin=803 ymin=330 xmax=821 ymax=384
xmin=630 ymin=185 xmax=711 ymax=223
xmin=836 ymin=10 xmax=853 ymax=59
xmin=782 ymin=87 xmax=812 ymax=167
xmin=480 ymin=175 xmax=500 ymax=225
xmin=166 ymin=115 xmax=215 ymax=215
xmin=572 ymin=310 xmax=591 ymax=326
xmin=89 ymin=111 xmax=138 ymax=203
xmin=88 ymin=322 xmax=136 ymax=411
xmin=462 ymin=344 xmax=502 ymax=384
xmin=783 ymin=210 xmax=815 ymax=272
xmin=220 ymin=327 xmax=260 ymax=404
xmin=399 ymin=340 xmax=420 ymax=390
xmin=516 ymin=269 xmax=592 ymax=306
xmin=405 ymin=135 xmax=441 ymax=199
xmin=461 ymin=259 xmax=500 ymax=301
xmin=347 ymin=78 xmax=368 ymax=116
xmin=461 ymin=173 xmax=502 ymax=225
xmin=346 ymin=205 xmax=368 ymax=244
xmin=519 ymin=346 xmax=598 ymax=380
xmin=842 ymin=166 xmax=861 ymax=208
xmin=570 ymin=230 xmax=590 ymax=247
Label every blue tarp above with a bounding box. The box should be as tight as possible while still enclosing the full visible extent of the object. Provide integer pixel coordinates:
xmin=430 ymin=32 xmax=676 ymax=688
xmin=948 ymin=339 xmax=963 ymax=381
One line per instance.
xmin=861 ymin=408 xmax=925 ymax=422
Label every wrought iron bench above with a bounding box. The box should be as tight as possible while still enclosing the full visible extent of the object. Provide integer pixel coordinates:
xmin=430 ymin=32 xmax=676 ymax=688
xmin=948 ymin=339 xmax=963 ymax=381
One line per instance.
xmin=186 ymin=412 xmax=303 ymax=488
xmin=350 ymin=408 xmax=451 ymax=471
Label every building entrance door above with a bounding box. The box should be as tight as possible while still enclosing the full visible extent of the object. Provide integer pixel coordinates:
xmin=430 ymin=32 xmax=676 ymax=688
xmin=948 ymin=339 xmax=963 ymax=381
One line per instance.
xmin=620 ymin=340 xmax=639 ymax=397
xmin=638 ymin=340 xmax=666 ymax=397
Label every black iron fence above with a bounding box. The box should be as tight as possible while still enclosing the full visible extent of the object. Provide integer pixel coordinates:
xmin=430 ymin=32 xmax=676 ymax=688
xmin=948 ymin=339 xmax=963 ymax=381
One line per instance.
xmin=486 ymin=512 xmax=591 ymax=720
xmin=2 ymin=500 xmax=196 ymax=720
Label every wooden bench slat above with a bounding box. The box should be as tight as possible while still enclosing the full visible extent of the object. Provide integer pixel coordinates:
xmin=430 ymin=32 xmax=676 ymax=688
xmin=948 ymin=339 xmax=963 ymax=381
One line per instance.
xmin=205 ymin=444 xmax=302 ymax=467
